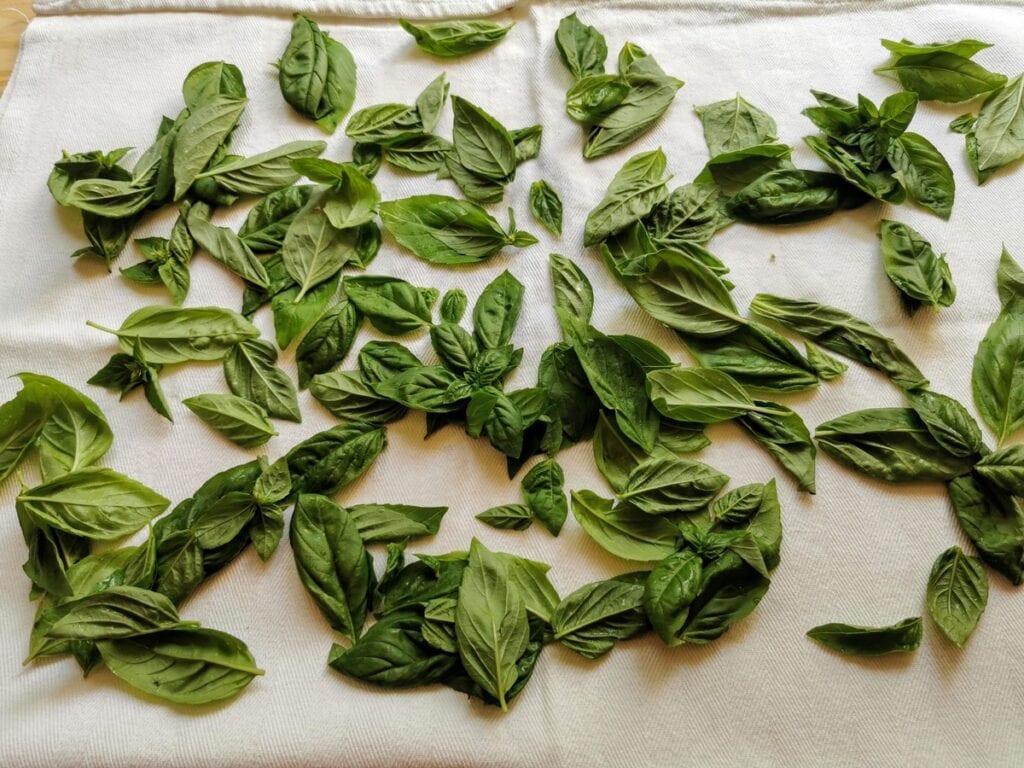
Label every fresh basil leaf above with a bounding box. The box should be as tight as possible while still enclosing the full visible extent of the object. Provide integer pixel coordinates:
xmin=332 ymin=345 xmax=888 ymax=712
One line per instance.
xmin=382 ymin=134 xmax=452 ymax=174
xmin=583 ymin=149 xmax=670 ymax=246
xmin=905 ymin=389 xmax=983 ymax=458
xmin=238 ymin=185 xmax=315 ymax=252
xmin=620 ymin=454 xmax=728 ymax=515
xmin=695 ymin=94 xmax=777 ymax=156
xmin=282 ymin=195 xmax=355 ymax=300
xmin=98 ymin=627 xmax=263 ymax=704
xmin=46 ymin=585 xmax=189 ymax=640
xmin=805 ymin=342 xmax=848 ymax=380
xmin=947 ymin=473 xmax=1024 ymax=584
xmin=711 ymin=483 xmax=764 ymax=525
xmin=224 ymin=339 xmax=300 ymax=422
xmin=195 ymin=140 xmax=325 ymax=195
xmin=529 ymin=181 xmax=563 ymax=235
xmin=737 ymin=402 xmax=817 ymax=494
xmin=880 ymin=38 xmax=993 ymax=60
xmin=345 ymin=103 xmax=423 ymax=146
xmin=347 ymin=503 xmax=447 ymax=543
xmin=476 ymin=504 xmax=533 ymax=531
xmin=399 ymin=17 xmax=512 ymax=57
xmin=311 ymin=370 xmax=408 ymax=424
xmin=190 ymin=491 xmax=258 ymax=549
xmin=270 ymin=270 xmax=340 ymax=349
xmin=473 ymin=270 xmax=524 ymax=350
xmin=172 ymin=95 xmax=247 ymax=200
xmin=290 ymin=160 xmax=378 ymax=230
xmin=566 ymin=74 xmax=629 ymax=125
xmin=806 ymin=617 xmax=922 ymax=656
xmin=679 ymin=552 xmax=769 ymax=644
xmin=576 ymin=336 xmax=659 ymax=452
xmin=802 ymin=135 xmax=905 ymax=203
xmin=926 ymin=546 xmax=988 ymax=648
xmin=727 ymin=168 xmax=867 ymax=224
xmin=972 ymin=293 xmax=1024 ymax=445
xmin=358 ymin=341 xmax=422 ymax=386
xmin=521 ymin=459 xmax=567 ymax=535
xmin=975 ymin=445 xmax=1024 ymax=495
xmin=295 ymin=298 xmax=361 ymax=388
xmin=286 ymin=424 xmax=387 ymax=496
xmin=549 ymin=253 xmax=594 ymax=342
xmin=182 ymin=60 xmax=246 ymax=109
xmin=647 ymin=367 xmax=781 ymax=424
xmin=555 ymin=12 xmax=607 ymax=81
xmin=750 ymin=293 xmax=928 ymax=390
xmin=816 ymin=407 xmax=975 ymax=482
xmin=186 ymin=203 xmax=270 ymax=288
xmin=643 ymin=550 xmax=703 ymax=646
xmin=278 ymin=15 xmax=356 ymax=132
xmin=183 ymin=394 xmax=277 ymax=449
xmin=63 ymin=178 xmax=153 ymax=219
xmin=571 ymin=489 xmax=678 ymax=561
xmin=455 ymin=539 xmax=529 ymax=711
xmin=0 ymin=390 xmax=47 ymax=484
xmin=551 ymin=577 xmax=647 ymax=659
xmin=89 ymin=305 xmax=258 ymax=365
xmin=878 ymin=52 xmax=1006 ymax=103
xmin=449 ymin=96 xmax=517 ymax=183
xmin=290 ymin=494 xmax=371 ymax=640
xmin=997 ymin=245 xmax=1024 ymax=308
xmin=315 ymin=34 xmax=358 ymax=133
xmin=887 ymin=133 xmax=955 ymax=219
xmin=344 ymin=275 xmax=433 ymax=336
xmin=646 ymin=182 xmax=731 ymax=244
xmin=592 ymin=411 xmax=646 ymax=493
xmin=972 ymin=75 xmax=1024 ymax=172
xmin=510 ymin=125 xmax=543 ymax=164
xmin=18 ymin=467 xmax=169 ymax=541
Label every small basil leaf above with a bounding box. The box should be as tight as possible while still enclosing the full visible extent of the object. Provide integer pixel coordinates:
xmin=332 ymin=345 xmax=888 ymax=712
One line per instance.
xmin=806 ymin=617 xmax=923 ymax=656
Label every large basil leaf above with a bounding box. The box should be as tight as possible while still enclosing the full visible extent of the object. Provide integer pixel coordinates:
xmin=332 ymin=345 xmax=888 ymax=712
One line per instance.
xmin=727 ymin=169 xmax=867 ymax=224
xmin=310 ymin=370 xmax=408 ymax=424
xmin=815 ymin=408 xmax=976 ymax=482
xmin=455 ymin=539 xmax=529 ymax=711
xmin=296 ymin=298 xmax=362 ymax=388
xmin=18 ymin=467 xmax=169 ymax=541
xmin=555 ymin=12 xmax=607 ymax=81
xmin=346 ymin=503 xmax=447 ymax=543
xmin=905 ymin=389 xmax=983 ymax=459
xmin=0 ymin=388 xmax=47 ymax=483
xmin=620 ymin=454 xmax=728 ymax=515
xmin=282 ymin=195 xmax=355 ymax=300
xmin=224 ymin=339 xmax=300 ymax=422
xmin=472 ymin=270 xmax=524 ymax=350
xmin=195 ymin=140 xmax=325 ymax=195
xmin=344 ymin=275 xmax=433 ymax=336
xmin=278 ymin=15 xmax=356 ymax=133
xmin=583 ymin=149 xmax=669 ymax=246
xmin=926 ymin=546 xmax=987 ymax=648
xmin=643 ymin=550 xmax=703 ymax=646
xmin=98 ymin=627 xmax=263 ymax=704
xmin=947 ymin=473 xmax=1024 ymax=585
xmin=187 ymin=204 xmax=270 ymax=287
xmin=286 ymin=424 xmax=387 ymax=496
xmin=46 ymin=586 xmax=189 ymax=640
xmin=172 ymin=95 xmax=247 ymax=200
xmin=238 ymin=185 xmax=315 ymax=252
xmin=972 ymin=298 xmax=1024 ymax=445
xmin=887 ymin=133 xmax=955 ymax=220
xmin=451 ymin=96 xmax=516 ymax=182
xmin=682 ymin=323 xmax=819 ymax=393
xmin=806 ymin=617 xmax=922 ymax=656
xmin=679 ymin=552 xmax=770 ymax=644
xmin=571 ymin=490 xmax=678 ymax=561
xmin=646 ymin=182 xmax=731 ymax=244
xmin=551 ymin=576 xmax=647 ymax=659
xmin=694 ymin=94 xmax=777 ymax=156
xmin=975 ymin=445 xmax=1024 ymax=495
xmin=878 ymin=52 xmax=1006 ymax=104
xmin=975 ymin=75 xmax=1024 ymax=172
xmin=183 ymin=394 xmax=277 ymax=449
xmin=737 ymin=402 xmax=817 ymax=494
xmin=879 ymin=219 xmax=955 ymax=312
xmin=290 ymin=494 xmax=371 ymax=641
xmin=647 ymin=367 xmax=782 ymax=424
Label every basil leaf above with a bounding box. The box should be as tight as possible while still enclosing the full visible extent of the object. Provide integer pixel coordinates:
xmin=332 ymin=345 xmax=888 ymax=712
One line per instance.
xmin=750 ymin=293 xmax=928 ymax=390
xmin=695 ymin=94 xmax=777 ymax=156
xmin=278 ymin=15 xmax=355 ymax=132
xmin=806 ymin=617 xmax=922 ymax=656
xmin=997 ymin=245 xmax=1024 ymax=308
xmin=887 ymin=133 xmax=955 ymax=219
xmin=975 ymin=445 xmax=1024 ymax=495
xmin=182 ymin=60 xmax=246 ymax=109
xmin=679 ymin=552 xmax=769 ymax=644
xmin=549 ymin=253 xmax=593 ymax=342
xmin=0 ymin=390 xmax=47 ymax=483
xmin=802 ymin=135 xmax=905 ymax=203
xmin=476 ymin=504 xmax=533 ymax=531
xmin=566 ymin=74 xmax=629 ymax=125
xmin=98 ymin=627 xmax=263 ymax=705
xmin=879 ymin=218 xmax=955 ymax=312
xmin=399 ymin=17 xmax=512 ymax=58
xmin=49 ymin=147 xmax=131 ymax=207
xmin=947 ymin=473 xmax=1024 ymax=584
xmin=183 ymin=394 xmax=277 ymax=449
xmin=455 ymin=539 xmax=529 ymax=711
xmin=347 ymin=503 xmax=447 ymax=543
xmin=290 ymin=160 xmax=378 ymax=229
xmin=816 ymin=407 xmax=975 ymax=482
xmin=310 ymin=370 xmax=407 ymax=425
xmin=881 ymin=38 xmax=993 ymax=59
xmin=571 ymin=490 xmax=678 ymax=561
xmin=290 ymin=494 xmax=371 ymax=640
xmin=186 ymin=204 xmax=270 ymax=288
xmin=18 ymin=467 xmax=169 ymax=541
xmin=584 ymin=49 xmax=683 ymax=159
xmin=358 ymin=341 xmax=422 ymax=385
xmin=282 ymin=196 xmax=354 ymax=300
xmin=529 ymin=180 xmax=563 ymax=235
xmin=329 ymin=610 xmax=455 ymax=687
xmin=972 ymin=295 xmax=1024 ymax=445
xmin=583 ymin=148 xmax=670 ymax=246
xmin=646 ymin=182 xmax=731 ymax=244
xmin=737 ymin=403 xmax=817 ymax=494
xmin=472 ymin=270 xmax=524 ymax=350
xmin=592 ymin=411 xmax=646 ymax=493
xmin=296 ymin=298 xmax=361 ymax=387
xmin=224 ymin=339 xmax=300 ymax=422
xmin=647 ymin=367 xmax=782 ymax=424
xmin=195 ymin=140 xmax=325 ymax=195
xmin=974 ymin=75 xmax=1024 ymax=172
xmin=63 ymin=178 xmax=153 ymax=219
xmin=383 ymin=134 xmax=452 ymax=174
xmin=643 ymin=550 xmax=703 ymax=646
xmin=345 ymin=103 xmax=423 ymax=146
xmin=344 ymin=275 xmax=433 ymax=336
xmin=805 ymin=342 xmax=848 ymax=380
xmin=440 ymin=291 xmax=468 ymax=326
xmin=551 ymin=577 xmax=647 ymax=659
xmin=555 ymin=12 xmax=607 ymax=81
xmin=315 ymin=34 xmax=358 ymax=133
xmin=711 ymin=483 xmax=764 ymax=525
xmin=521 ymin=459 xmax=567 ymax=535
xmin=89 ymin=305 xmax=258 ymax=365
xmin=609 ymin=249 xmax=744 ymax=338
xmin=271 ymin=270 xmax=340 ymax=349
xmin=73 ymin=212 xmax=138 ymax=268
xmin=620 ymin=454 xmax=729 ymax=515
xmin=286 ymin=424 xmax=387 ymax=496
xmin=905 ymin=389 xmax=983 ymax=458
xmin=727 ymin=169 xmax=867 ymax=224
xmin=238 ymin=185 xmax=315 ymax=252
xmin=510 ymin=124 xmax=543 ymax=164
xmin=172 ymin=95 xmax=247 ymax=200
xmin=926 ymin=546 xmax=988 ymax=648
xmin=379 ymin=195 xmax=525 ymax=265
xmin=47 ymin=586 xmax=188 ymax=640
xmin=878 ymin=52 xmax=1006 ymax=103
xmin=449 ymin=96 xmax=518 ymax=183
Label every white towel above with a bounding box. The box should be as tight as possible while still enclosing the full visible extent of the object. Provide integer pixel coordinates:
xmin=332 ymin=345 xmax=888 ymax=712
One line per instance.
xmin=2 ymin=2 xmax=1023 ymax=766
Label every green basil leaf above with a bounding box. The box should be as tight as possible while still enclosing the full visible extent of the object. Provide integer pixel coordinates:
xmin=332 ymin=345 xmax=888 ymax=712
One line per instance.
xmin=476 ymin=504 xmax=533 ymax=531
xmin=551 ymin=577 xmax=647 ymax=659
xmin=310 ymin=370 xmax=408 ymax=425
xmin=711 ymin=483 xmax=765 ymax=525
xmin=290 ymin=494 xmax=371 ymax=641
xmin=905 ymin=389 xmax=983 ymax=458
xmin=286 ymin=424 xmax=387 ymax=496
xmin=643 ymin=550 xmax=703 ymax=646
xmin=555 ymin=12 xmax=607 ymax=81
xmin=329 ymin=610 xmax=455 ymax=687
xmin=975 ymin=445 xmax=1024 ymax=495
xmin=997 ymin=245 xmax=1024 ymax=308
xmin=646 ymin=182 xmax=732 ymax=244
xmin=727 ymin=169 xmax=867 ymax=224
xmin=880 ymin=38 xmax=993 ymax=59
xmin=566 ymin=74 xmax=629 ymax=125
xmin=183 ymin=394 xmax=277 ymax=449
xmin=63 ymin=178 xmax=153 ymax=219
xmin=358 ymin=341 xmax=422 ymax=386
xmin=290 ymin=160 xmax=378 ymax=230
xmin=571 ymin=489 xmax=678 ymax=561
xmin=679 ymin=552 xmax=770 ymax=644
xmin=926 ymin=546 xmax=988 ymax=648
xmin=450 ymin=96 xmax=517 ymax=182
xmin=344 ymin=275 xmax=433 ymax=336
xmin=98 ymin=627 xmax=263 ymax=704
xmin=345 ymin=103 xmax=423 ymax=146
xmin=296 ymin=298 xmax=362 ymax=388
xmin=473 ymin=270 xmax=524 ymax=350
xmin=737 ymin=402 xmax=817 ymax=494
xmin=238 ymin=185 xmax=315 ymax=252
xmin=805 ymin=342 xmax=848 ymax=380
xmin=379 ymin=195 xmax=520 ymax=265
xmin=315 ymin=34 xmax=357 ymax=133
xmin=592 ymin=411 xmax=647 ymax=493
xmin=646 ymin=367 xmax=782 ymax=424
xmin=529 ymin=180 xmax=563 ymax=235
xmin=887 ymin=132 xmax=955 ymax=219
xmin=182 ymin=60 xmax=246 ymax=109
xmin=455 ymin=539 xmax=529 ymax=711
xmin=0 ymin=389 xmax=47 ymax=483
xmin=191 ymin=491 xmax=258 ymax=549
xmin=18 ymin=467 xmax=169 ymax=541
xmin=89 ymin=305 xmax=258 ymax=365
xmin=802 ymin=135 xmax=905 ymax=203
xmin=383 ymin=134 xmax=452 ymax=174
xmin=549 ymin=253 xmax=593 ymax=342
xmin=972 ymin=297 xmax=1024 ymax=445
xmin=224 ymin=339 xmax=300 ymax=422
xmin=278 ymin=15 xmax=328 ymax=119
xmin=153 ymin=528 xmax=204 ymax=606
xmin=172 ymin=95 xmax=247 ymax=200
xmin=878 ymin=52 xmax=1006 ymax=103
xmin=47 ymin=585 xmax=188 ymax=640
xmin=816 ymin=407 xmax=975 ymax=482
xmin=974 ymin=75 xmax=1024 ymax=172
xmin=271 ymin=270 xmax=340 ymax=349
xmin=347 ymin=503 xmax=447 ymax=543
xmin=947 ymin=473 xmax=1024 ymax=584
xmin=576 ymin=336 xmax=659 ymax=452
xmin=521 ymin=459 xmax=567 ymax=535
xmin=583 ymin=149 xmax=670 ymax=245
xmin=186 ymin=203 xmax=270 ymax=288
xmin=620 ymin=454 xmax=728 ymax=515
xmin=750 ymin=293 xmax=928 ymax=390
xmin=694 ymin=94 xmax=777 ymax=156
xmin=806 ymin=617 xmax=922 ymax=656
xmin=282 ymin=195 xmax=354 ymax=300
xmin=195 ymin=140 xmax=325 ymax=195
xmin=510 ymin=124 xmax=543 ymax=164
xmin=49 ymin=147 xmax=131 ymax=207
xmin=400 ymin=18 xmax=512 ymax=57
xmin=74 ymin=212 xmax=139 ymax=268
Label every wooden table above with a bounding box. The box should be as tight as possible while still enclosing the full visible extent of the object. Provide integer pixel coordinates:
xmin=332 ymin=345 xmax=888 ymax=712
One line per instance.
xmin=1 ymin=2 xmax=35 ymax=94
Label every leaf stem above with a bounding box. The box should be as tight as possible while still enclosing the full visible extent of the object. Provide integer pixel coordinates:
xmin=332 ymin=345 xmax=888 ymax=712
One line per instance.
xmin=85 ymin=320 xmax=118 ymax=336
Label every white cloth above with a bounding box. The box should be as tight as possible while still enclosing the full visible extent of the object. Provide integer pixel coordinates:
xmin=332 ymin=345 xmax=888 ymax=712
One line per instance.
xmin=2 ymin=1 xmax=1023 ymax=766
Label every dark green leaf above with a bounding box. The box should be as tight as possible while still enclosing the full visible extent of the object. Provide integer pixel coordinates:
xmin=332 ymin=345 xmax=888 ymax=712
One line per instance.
xmin=926 ymin=546 xmax=987 ymax=648
xmin=806 ymin=617 xmax=922 ymax=656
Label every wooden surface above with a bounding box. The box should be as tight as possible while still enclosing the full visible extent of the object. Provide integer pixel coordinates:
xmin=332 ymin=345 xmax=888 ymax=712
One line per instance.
xmin=1 ymin=2 xmax=34 ymax=95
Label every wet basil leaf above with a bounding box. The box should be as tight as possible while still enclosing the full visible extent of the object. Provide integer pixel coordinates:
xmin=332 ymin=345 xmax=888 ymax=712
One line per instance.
xmin=584 ymin=149 xmax=670 ymax=246
xmin=296 ymin=298 xmax=362 ymax=388
xmin=947 ymin=473 xmax=1024 ymax=584
xmin=286 ymin=423 xmax=387 ymax=496
xmin=643 ymin=550 xmax=703 ymax=646
xmin=238 ymin=185 xmax=315 ymax=252
xmin=807 ymin=617 xmax=922 ymax=656
xmin=551 ymin=576 xmax=647 ymax=659
xmin=620 ymin=454 xmax=729 ymax=515
xmin=172 ymin=95 xmax=247 ymax=200
xmin=737 ymin=402 xmax=817 ymax=494
xmin=973 ymin=75 xmax=1024 ymax=172
xmin=311 ymin=371 xmax=408 ymax=425
xmin=278 ymin=15 xmax=356 ymax=133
